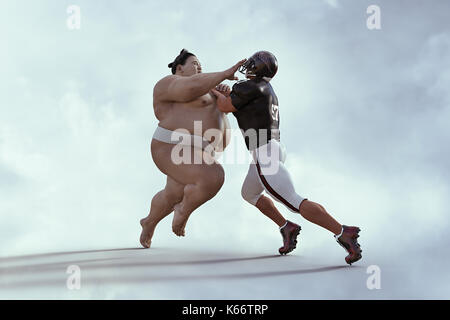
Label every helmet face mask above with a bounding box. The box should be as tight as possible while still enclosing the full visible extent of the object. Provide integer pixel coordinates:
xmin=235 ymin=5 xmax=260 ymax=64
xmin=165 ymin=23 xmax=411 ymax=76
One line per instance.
xmin=239 ymin=51 xmax=278 ymax=80
xmin=238 ymin=59 xmax=256 ymax=77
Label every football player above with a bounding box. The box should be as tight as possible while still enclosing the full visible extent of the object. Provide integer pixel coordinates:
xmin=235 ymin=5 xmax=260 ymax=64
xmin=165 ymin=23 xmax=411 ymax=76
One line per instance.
xmin=211 ymin=51 xmax=362 ymax=264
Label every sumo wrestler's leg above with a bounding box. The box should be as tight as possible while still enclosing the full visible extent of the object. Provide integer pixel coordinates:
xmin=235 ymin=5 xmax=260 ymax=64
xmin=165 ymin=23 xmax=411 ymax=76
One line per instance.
xmin=151 ymin=140 xmax=225 ymax=236
xmin=140 ymin=176 xmax=185 ymax=248
xmin=172 ymin=148 xmax=225 ymax=236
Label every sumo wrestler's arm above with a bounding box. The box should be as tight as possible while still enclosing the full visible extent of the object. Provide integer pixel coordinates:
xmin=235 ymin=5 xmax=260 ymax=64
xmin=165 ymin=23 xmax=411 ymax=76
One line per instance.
xmin=155 ymin=59 xmax=246 ymax=103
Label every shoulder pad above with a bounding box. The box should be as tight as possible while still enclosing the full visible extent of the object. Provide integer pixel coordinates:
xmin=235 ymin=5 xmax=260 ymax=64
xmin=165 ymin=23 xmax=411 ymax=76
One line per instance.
xmin=232 ymin=79 xmax=263 ymax=96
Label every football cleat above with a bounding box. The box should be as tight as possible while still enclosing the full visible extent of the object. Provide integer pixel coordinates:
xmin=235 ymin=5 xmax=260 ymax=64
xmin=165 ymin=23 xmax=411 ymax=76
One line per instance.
xmin=279 ymin=221 xmax=301 ymax=255
xmin=335 ymin=225 xmax=362 ymax=265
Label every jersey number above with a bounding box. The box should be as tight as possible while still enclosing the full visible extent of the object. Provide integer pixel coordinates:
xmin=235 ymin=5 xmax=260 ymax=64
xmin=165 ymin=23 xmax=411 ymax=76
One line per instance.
xmin=271 ymin=104 xmax=279 ymax=121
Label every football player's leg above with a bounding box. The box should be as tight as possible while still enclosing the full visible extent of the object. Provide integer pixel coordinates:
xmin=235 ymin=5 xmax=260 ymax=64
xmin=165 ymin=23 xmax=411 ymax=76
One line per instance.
xmin=241 ymin=163 xmax=286 ymax=227
xmin=140 ymin=176 xmax=185 ymax=248
xmin=243 ymin=161 xmax=302 ymax=254
xmin=256 ymin=153 xmax=305 ymax=214
xmin=256 ymin=141 xmax=342 ymax=235
xmin=298 ymin=200 xmax=342 ymax=235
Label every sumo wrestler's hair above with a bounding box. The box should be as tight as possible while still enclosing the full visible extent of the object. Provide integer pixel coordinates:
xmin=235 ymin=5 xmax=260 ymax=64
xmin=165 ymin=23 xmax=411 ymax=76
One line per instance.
xmin=168 ymin=49 xmax=195 ymax=74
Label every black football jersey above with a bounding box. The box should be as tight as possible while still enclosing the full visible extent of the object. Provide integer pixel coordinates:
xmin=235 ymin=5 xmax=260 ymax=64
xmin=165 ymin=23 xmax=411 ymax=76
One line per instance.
xmin=230 ymin=78 xmax=280 ymax=150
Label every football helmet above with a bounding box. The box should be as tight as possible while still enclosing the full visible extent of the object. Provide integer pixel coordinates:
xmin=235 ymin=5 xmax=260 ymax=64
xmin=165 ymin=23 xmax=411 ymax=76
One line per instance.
xmin=239 ymin=51 xmax=278 ymax=80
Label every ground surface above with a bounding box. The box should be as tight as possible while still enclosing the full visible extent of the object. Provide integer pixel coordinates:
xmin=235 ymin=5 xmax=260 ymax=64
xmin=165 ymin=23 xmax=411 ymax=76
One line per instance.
xmin=1 ymin=244 xmax=445 ymax=300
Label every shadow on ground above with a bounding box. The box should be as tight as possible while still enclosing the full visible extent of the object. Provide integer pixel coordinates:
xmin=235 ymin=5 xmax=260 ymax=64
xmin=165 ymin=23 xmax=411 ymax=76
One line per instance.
xmin=0 ymin=247 xmax=357 ymax=289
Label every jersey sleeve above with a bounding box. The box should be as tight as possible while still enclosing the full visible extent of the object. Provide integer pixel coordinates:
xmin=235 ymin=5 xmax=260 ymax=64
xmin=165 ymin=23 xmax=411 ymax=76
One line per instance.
xmin=230 ymin=81 xmax=261 ymax=111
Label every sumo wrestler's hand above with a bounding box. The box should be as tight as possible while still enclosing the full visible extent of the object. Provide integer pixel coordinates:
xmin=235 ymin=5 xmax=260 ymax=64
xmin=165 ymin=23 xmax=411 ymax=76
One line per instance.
xmin=215 ymin=84 xmax=231 ymax=97
xmin=211 ymin=89 xmax=237 ymax=113
xmin=223 ymin=59 xmax=247 ymax=81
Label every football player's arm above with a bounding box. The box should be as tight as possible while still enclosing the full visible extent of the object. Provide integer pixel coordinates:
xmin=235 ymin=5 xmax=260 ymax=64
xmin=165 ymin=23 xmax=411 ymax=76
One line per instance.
xmin=215 ymin=83 xmax=231 ymax=97
xmin=211 ymin=89 xmax=237 ymax=113
xmin=211 ymin=81 xmax=261 ymax=113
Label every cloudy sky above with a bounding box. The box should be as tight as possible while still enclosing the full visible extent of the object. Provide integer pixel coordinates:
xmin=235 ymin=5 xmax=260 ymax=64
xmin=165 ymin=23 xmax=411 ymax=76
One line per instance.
xmin=1 ymin=0 xmax=449 ymax=298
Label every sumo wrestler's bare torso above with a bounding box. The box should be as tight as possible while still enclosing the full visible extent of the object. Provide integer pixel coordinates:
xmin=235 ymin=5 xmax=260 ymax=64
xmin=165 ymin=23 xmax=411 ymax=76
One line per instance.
xmin=154 ymin=92 xmax=229 ymax=149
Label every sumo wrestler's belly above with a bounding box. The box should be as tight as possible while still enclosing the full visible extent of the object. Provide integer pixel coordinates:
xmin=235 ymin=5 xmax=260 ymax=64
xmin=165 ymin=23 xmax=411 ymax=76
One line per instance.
xmin=157 ymin=107 xmax=230 ymax=152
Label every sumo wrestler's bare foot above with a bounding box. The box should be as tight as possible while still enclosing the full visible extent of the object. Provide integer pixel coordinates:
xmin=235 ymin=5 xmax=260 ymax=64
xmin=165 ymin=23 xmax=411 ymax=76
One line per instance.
xmin=172 ymin=203 xmax=190 ymax=237
xmin=140 ymin=218 xmax=157 ymax=248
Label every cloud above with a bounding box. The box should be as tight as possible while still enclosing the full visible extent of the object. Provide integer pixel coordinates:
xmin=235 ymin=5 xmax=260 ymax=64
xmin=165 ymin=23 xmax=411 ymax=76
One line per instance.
xmin=0 ymin=0 xmax=449 ymax=299
xmin=325 ymin=0 xmax=340 ymax=8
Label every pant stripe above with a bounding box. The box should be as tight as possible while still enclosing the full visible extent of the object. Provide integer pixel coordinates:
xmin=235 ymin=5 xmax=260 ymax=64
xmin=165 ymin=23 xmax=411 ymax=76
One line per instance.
xmin=255 ymin=161 xmax=300 ymax=213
